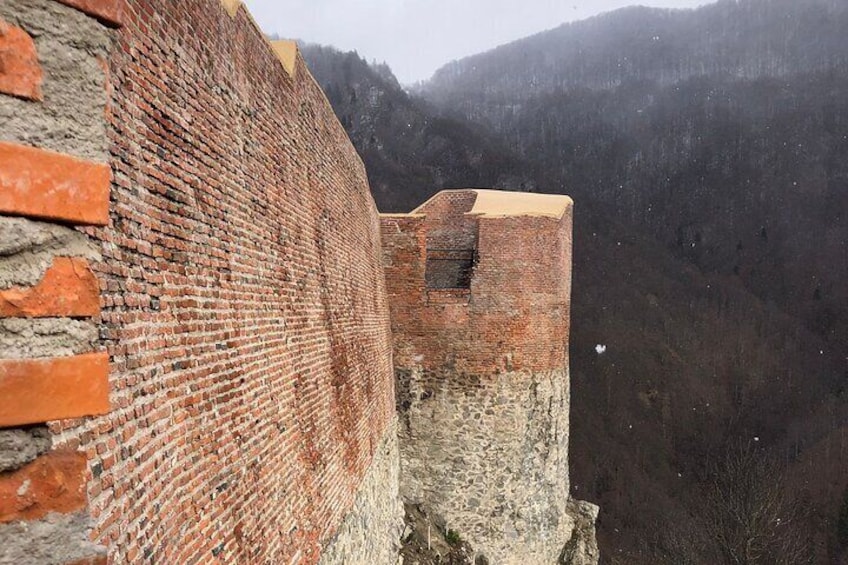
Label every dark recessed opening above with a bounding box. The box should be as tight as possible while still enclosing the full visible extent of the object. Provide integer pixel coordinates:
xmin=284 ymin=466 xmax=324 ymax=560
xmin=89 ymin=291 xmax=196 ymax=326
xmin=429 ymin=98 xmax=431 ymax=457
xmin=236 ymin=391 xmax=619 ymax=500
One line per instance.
xmin=425 ymin=249 xmax=476 ymax=289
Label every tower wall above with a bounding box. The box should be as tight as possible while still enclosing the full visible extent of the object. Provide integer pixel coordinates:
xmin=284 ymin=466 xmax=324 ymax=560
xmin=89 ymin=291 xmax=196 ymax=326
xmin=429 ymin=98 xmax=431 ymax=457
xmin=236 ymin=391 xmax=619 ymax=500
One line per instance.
xmin=381 ymin=190 xmax=576 ymax=563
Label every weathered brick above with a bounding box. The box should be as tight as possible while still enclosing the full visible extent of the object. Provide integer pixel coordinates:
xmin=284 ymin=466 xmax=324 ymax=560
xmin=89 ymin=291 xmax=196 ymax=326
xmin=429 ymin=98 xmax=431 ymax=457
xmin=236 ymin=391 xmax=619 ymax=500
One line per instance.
xmin=381 ymin=190 xmax=573 ymax=375
xmin=0 ymin=353 xmax=110 ymax=427
xmin=0 ymin=257 xmax=100 ymax=318
xmin=0 ymin=450 xmax=87 ymax=523
xmin=0 ymin=19 xmax=43 ymax=101
xmin=54 ymin=0 xmax=124 ymax=27
xmin=0 ymin=142 xmax=111 ymax=226
xmin=65 ymin=557 xmax=108 ymax=565
xmin=38 ymin=0 xmax=399 ymax=562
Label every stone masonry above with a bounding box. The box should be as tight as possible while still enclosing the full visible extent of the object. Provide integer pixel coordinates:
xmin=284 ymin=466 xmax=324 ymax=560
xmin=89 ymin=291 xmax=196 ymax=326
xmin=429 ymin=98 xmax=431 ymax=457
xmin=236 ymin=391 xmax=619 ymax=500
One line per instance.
xmin=0 ymin=1 xmax=116 ymax=562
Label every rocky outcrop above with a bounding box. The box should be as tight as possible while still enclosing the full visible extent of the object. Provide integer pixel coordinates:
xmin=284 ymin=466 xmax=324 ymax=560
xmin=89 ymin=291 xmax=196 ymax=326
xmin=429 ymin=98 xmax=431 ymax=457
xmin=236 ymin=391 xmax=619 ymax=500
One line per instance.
xmin=560 ymin=499 xmax=600 ymax=565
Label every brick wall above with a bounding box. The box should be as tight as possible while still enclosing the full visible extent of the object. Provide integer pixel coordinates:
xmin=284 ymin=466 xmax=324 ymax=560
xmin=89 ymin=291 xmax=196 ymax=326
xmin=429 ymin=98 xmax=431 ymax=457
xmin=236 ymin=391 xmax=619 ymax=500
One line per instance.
xmin=384 ymin=190 xmax=573 ymax=375
xmin=1 ymin=1 xmax=399 ymax=563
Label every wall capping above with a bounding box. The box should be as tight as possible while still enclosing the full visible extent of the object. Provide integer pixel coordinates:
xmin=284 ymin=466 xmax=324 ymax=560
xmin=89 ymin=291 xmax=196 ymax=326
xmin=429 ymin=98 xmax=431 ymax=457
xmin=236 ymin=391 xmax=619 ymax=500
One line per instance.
xmin=221 ymin=0 xmax=241 ymax=17
xmin=271 ymin=40 xmax=299 ymax=77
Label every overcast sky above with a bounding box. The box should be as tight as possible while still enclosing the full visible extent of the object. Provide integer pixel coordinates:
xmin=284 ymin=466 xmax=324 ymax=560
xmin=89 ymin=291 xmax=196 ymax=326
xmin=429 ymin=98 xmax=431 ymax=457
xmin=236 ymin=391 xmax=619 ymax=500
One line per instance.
xmin=243 ymin=0 xmax=712 ymax=85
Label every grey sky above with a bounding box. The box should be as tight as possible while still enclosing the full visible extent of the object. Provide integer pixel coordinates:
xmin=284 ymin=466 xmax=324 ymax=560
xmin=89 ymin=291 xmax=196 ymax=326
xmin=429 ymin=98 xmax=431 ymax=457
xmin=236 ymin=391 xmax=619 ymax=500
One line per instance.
xmin=243 ymin=0 xmax=711 ymax=85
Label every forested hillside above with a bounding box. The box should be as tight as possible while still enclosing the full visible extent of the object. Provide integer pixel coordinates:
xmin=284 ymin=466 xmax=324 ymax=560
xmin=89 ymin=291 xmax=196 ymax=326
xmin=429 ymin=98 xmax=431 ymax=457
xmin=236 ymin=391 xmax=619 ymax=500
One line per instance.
xmin=301 ymin=45 xmax=536 ymax=212
xmin=302 ymin=1 xmax=848 ymax=562
xmin=420 ymin=0 xmax=848 ymax=356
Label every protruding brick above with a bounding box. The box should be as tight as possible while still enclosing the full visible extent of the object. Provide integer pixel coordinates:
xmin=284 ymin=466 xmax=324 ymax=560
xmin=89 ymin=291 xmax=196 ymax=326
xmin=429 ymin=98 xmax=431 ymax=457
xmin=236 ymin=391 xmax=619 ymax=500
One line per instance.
xmin=66 ymin=558 xmax=108 ymax=565
xmin=0 ymin=353 xmax=110 ymax=427
xmin=0 ymin=142 xmax=111 ymax=226
xmin=0 ymin=19 xmax=43 ymax=101
xmin=0 ymin=450 xmax=87 ymax=523
xmin=0 ymin=258 xmax=100 ymax=318
xmin=55 ymin=0 xmax=124 ymax=27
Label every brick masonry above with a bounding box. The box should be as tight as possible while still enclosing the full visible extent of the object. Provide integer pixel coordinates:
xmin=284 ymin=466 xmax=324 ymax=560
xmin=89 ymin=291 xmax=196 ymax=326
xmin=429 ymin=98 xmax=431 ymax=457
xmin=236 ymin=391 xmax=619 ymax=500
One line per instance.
xmin=0 ymin=0 xmax=400 ymax=563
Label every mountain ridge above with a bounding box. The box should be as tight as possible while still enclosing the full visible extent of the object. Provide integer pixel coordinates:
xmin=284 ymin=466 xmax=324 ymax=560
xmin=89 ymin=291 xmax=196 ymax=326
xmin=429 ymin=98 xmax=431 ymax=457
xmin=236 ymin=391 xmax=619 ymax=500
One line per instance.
xmin=301 ymin=1 xmax=848 ymax=561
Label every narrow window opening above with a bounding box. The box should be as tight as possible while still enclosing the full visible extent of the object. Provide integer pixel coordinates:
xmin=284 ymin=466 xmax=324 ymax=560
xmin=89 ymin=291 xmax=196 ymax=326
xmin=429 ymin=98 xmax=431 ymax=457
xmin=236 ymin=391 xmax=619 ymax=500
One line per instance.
xmin=425 ymin=249 xmax=476 ymax=289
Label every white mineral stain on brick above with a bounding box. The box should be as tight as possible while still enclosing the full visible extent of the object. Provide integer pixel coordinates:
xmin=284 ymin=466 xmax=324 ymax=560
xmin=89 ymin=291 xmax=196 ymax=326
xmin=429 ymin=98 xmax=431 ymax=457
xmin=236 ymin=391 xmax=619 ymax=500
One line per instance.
xmin=16 ymin=479 xmax=31 ymax=496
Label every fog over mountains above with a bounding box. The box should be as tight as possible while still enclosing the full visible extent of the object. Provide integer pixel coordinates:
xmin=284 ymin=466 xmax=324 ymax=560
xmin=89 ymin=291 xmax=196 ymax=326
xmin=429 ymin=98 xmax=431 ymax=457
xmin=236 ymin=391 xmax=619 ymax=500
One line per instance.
xmin=302 ymin=0 xmax=848 ymax=562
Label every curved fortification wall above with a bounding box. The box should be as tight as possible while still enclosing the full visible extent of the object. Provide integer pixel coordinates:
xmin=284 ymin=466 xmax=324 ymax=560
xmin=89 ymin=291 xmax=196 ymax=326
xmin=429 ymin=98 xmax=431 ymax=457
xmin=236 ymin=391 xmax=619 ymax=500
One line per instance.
xmin=0 ymin=1 xmax=400 ymax=563
xmin=382 ymin=190 xmax=580 ymax=564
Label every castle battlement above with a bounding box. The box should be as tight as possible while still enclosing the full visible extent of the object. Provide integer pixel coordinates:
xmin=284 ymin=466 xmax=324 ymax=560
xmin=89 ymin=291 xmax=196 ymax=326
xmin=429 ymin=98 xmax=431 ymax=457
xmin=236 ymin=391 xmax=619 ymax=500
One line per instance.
xmin=381 ymin=189 xmax=574 ymax=375
xmin=0 ymin=1 xmax=595 ymax=562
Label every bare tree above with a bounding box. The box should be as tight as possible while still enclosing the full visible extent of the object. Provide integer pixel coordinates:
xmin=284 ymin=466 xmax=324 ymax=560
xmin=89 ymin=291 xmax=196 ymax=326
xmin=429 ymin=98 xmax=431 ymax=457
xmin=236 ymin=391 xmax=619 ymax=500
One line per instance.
xmin=703 ymin=441 xmax=813 ymax=565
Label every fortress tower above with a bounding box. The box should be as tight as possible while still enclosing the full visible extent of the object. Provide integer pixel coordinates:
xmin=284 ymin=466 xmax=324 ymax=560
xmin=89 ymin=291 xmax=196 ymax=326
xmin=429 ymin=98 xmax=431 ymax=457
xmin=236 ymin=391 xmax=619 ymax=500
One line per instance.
xmin=381 ymin=189 xmax=585 ymax=563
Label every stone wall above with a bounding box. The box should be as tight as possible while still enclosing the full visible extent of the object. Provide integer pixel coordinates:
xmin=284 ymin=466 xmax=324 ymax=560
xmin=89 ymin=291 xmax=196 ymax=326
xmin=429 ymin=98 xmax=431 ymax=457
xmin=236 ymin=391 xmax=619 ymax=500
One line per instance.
xmin=318 ymin=418 xmax=404 ymax=565
xmin=382 ymin=190 xmax=588 ymax=564
xmin=0 ymin=1 xmax=402 ymax=563
xmin=0 ymin=1 xmax=116 ymax=562
xmin=397 ymin=367 xmax=572 ymax=563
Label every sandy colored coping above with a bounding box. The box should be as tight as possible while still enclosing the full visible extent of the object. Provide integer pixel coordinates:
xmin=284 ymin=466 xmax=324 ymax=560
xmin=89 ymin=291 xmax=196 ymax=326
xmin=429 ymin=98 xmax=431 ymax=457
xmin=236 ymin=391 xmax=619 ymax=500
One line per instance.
xmin=409 ymin=189 xmax=573 ymax=219
xmin=220 ymin=0 xmax=299 ymax=78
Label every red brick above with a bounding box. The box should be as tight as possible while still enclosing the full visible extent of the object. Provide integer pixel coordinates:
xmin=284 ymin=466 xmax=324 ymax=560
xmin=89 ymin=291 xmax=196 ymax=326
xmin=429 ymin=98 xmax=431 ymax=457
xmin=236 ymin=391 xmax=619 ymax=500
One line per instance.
xmin=0 ymin=142 xmax=111 ymax=226
xmin=55 ymin=0 xmax=124 ymax=27
xmin=65 ymin=557 xmax=107 ymax=565
xmin=0 ymin=353 xmax=110 ymax=427
xmin=41 ymin=0 xmax=398 ymax=561
xmin=0 ymin=257 xmax=100 ymax=318
xmin=381 ymin=190 xmax=573 ymax=374
xmin=0 ymin=450 xmax=87 ymax=523
xmin=0 ymin=19 xmax=43 ymax=101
